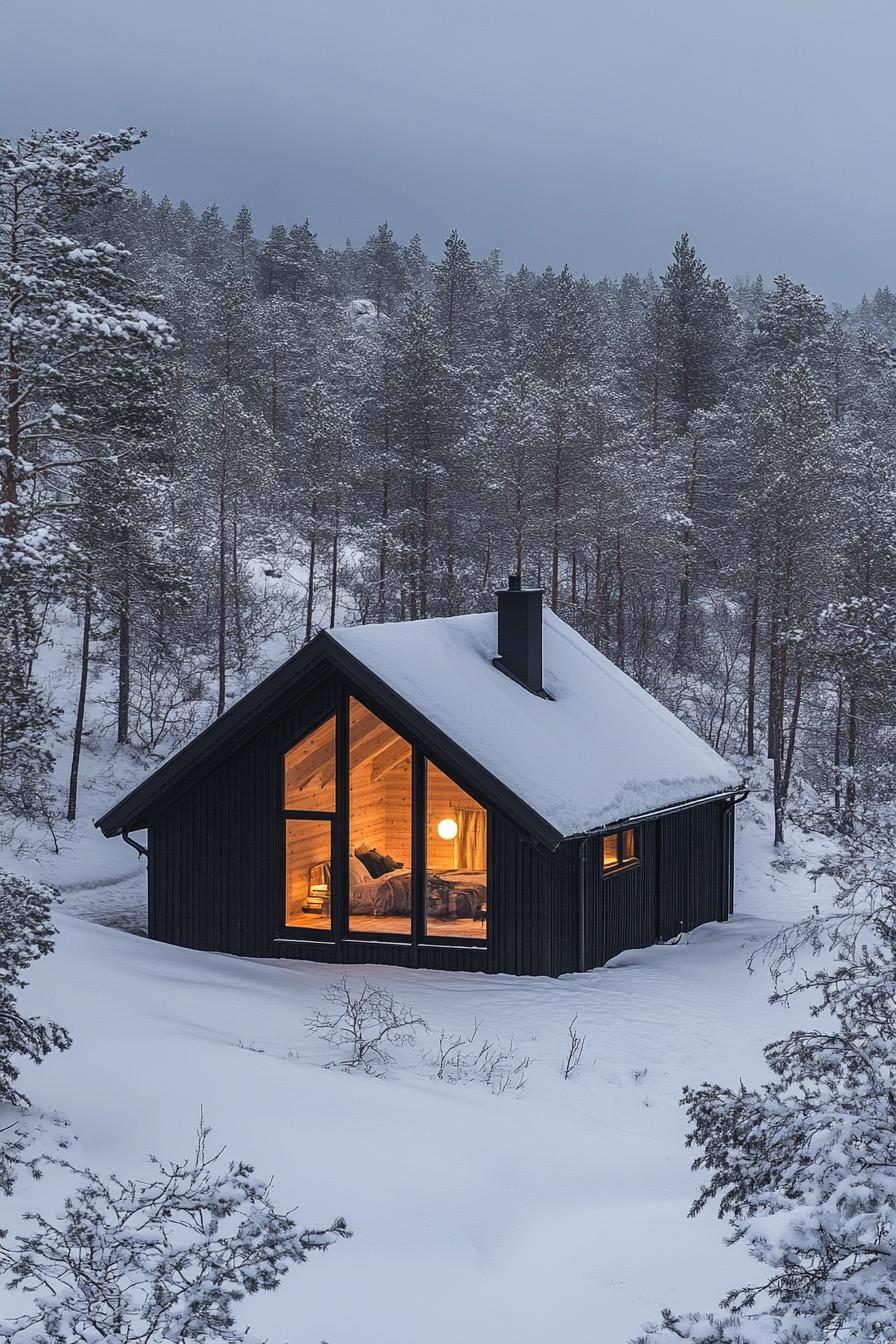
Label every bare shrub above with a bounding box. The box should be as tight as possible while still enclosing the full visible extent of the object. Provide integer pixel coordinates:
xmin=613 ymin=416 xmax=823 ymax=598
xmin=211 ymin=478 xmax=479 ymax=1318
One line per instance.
xmin=307 ymin=976 xmax=426 ymax=1075
xmin=562 ymin=1014 xmax=586 ymax=1079
xmin=428 ymin=1021 xmax=530 ymax=1095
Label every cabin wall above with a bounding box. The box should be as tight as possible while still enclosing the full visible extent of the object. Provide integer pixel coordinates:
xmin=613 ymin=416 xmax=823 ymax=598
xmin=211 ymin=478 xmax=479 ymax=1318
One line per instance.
xmin=148 ymin=673 xmax=338 ymax=957
xmin=147 ymin=670 xmax=557 ymax=975
xmin=549 ymin=798 xmax=734 ymax=973
xmin=655 ymin=799 xmax=731 ymax=941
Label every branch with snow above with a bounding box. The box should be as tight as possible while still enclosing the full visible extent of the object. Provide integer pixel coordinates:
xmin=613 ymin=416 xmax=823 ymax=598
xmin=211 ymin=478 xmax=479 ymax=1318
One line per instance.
xmin=0 ymin=1120 xmax=350 ymax=1344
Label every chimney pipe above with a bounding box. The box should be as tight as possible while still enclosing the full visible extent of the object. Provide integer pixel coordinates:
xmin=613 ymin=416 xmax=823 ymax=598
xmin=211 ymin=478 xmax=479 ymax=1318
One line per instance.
xmin=493 ymin=574 xmax=546 ymax=696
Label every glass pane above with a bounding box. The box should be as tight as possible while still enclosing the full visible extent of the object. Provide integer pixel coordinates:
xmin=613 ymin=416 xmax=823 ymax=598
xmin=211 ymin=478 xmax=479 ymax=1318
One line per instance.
xmin=623 ymin=828 xmax=637 ymax=863
xmin=285 ymin=818 xmax=332 ymax=930
xmin=602 ymin=834 xmax=619 ymax=869
xmin=348 ymin=699 xmax=412 ymax=937
xmin=284 ymin=716 xmax=336 ymax=812
xmin=425 ymin=761 xmax=487 ymax=940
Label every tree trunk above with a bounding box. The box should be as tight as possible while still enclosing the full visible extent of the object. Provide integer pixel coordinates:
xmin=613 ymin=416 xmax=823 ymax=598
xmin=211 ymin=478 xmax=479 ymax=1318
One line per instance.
xmin=674 ymin=432 xmax=699 ymax=665
xmin=615 ymin=532 xmax=625 ymax=669
xmin=378 ymin=476 xmax=389 ymax=622
xmin=594 ymin=534 xmax=604 ymax=650
xmin=781 ymin=661 xmax=802 ymax=815
xmin=117 ymin=577 xmax=130 ymax=745
xmin=305 ymin=509 xmax=317 ymax=644
xmin=419 ymin=474 xmax=431 ymax=620
xmin=767 ymin=609 xmax=779 ymax=760
xmin=231 ymin=505 xmax=243 ymax=669
xmin=216 ymin=459 xmax=227 ymax=716
xmin=833 ymin=679 xmax=843 ymax=813
xmin=550 ymin=437 xmax=561 ymax=613
xmin=67 ymin=574 xmax=93 ymax=822
xmin=329 ymin=522 xmax=339 ymax=629
xmin=4 ymin=187 xmax=22 ymax=545
xmin=843 ymin=685 xmax=858 ymax=834
xmin=746 ymin=585 xmax=759 ymax=756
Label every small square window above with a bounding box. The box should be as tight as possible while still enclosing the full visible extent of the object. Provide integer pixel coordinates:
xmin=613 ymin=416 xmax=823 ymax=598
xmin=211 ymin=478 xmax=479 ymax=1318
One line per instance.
xmin=602 ymin=827 xmax=638 ymax=875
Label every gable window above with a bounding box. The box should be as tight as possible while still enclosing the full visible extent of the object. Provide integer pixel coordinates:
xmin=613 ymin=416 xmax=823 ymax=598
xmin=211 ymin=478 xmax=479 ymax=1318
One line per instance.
xmin=425 ymin=761 xmax=487 ymax=940
xmin=602 ymin=827 xmax=639 ymax=874
xmin=283 ymin=716 xmax=336 ymax=932
xmin=348 ymin=699 xmax=412 ymax=937
xmin=281 ymin=697 xmax=488 ymax=947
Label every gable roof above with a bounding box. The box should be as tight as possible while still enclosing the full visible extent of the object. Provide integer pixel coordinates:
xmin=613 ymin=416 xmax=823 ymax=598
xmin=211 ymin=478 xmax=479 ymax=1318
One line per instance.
xmin=328 ymin=609 xmax=741 ymax=837
xmin=96 ymin=607 xmax=740 ymax=850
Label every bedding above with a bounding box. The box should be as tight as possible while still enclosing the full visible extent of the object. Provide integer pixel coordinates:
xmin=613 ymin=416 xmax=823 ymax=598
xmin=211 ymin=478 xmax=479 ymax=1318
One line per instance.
xmin=348 ymin=867 xmax=486 ymax=920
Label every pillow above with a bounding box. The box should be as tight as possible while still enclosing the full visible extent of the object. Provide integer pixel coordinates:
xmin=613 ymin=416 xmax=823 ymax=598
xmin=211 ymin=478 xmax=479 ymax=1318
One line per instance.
xmin=348 ymin=854 xmax=369 ymax=893
xmin=356 ymin=847 xmax=403 ymax=878
xmin=354 ymin=844 xmax=381 ymax=876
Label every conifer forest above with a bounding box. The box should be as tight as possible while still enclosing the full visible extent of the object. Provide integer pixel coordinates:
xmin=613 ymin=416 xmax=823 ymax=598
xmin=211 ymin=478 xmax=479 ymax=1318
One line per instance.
xmin=3 ymin=128 xmax=894 ymax=845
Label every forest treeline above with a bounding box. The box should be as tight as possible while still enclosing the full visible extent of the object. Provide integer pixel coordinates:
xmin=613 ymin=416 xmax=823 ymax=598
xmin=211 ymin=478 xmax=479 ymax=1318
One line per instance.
xmin=2 ymin=129 xmax=895 ymax=842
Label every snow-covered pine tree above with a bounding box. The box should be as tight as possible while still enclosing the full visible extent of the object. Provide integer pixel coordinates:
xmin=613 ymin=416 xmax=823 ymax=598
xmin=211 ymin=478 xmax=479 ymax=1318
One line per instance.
xmin=0 ymin=1121 xmax=349 ymax=1344
xmin=0 ymin=128 xmax=171 ymax=822
xmin=636 ymin=833 xmax=896 ymax=1344
xmin=0 ymin=871 xmax=70 ymax=1192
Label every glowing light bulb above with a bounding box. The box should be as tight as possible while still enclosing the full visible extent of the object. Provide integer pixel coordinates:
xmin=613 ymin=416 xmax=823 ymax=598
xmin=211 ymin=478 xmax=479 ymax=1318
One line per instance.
xmin=436 ymin=817 xmax=458 ymax=841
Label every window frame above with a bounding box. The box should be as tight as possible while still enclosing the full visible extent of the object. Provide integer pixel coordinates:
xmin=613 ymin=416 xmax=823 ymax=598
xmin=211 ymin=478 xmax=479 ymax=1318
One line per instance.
xmin=600 ymin=826 xmax=641 ymax=877
xmin=278 ymin=709 xmax=339 ymax=941
xmin=421 ymin=754 xmax=488 ymax=945
xmin=275 ymin=689 xmax=489 ymax=952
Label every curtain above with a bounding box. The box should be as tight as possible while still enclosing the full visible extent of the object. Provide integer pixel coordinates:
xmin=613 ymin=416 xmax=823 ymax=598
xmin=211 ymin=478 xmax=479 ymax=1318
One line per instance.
xmin=455 ymin=806 xmax=486 ymax=871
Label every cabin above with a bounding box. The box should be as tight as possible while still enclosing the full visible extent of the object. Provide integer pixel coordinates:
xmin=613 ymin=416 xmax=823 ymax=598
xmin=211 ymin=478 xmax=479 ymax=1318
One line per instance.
xmin=96 ymin=580 xmax=744 ymax=976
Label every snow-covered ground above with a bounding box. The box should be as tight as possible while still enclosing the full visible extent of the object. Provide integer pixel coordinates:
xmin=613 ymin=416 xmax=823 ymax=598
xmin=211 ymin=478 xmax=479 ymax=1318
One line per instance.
xmin=0 ymin=605 xmax=842 ymax=1340
xmin=1 ymin=772 xmax=836 ymax=1343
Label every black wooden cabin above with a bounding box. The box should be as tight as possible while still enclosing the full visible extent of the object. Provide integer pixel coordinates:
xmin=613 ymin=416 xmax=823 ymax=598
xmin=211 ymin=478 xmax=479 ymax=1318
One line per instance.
xmin=97 ymin=583 xmax=744 ymax=976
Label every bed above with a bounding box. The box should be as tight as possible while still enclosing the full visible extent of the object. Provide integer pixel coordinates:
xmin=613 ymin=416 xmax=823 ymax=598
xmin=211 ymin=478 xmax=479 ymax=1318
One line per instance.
xmin=349 ymin=865 xmax=486 ymax=922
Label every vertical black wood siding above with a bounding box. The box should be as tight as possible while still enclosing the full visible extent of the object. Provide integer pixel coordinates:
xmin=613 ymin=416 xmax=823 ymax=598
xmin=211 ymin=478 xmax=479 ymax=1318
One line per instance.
xmin=146 ymin=659 xmax=735 ymax=976
xmin=149 ymin=672 xmax=339 ymax=957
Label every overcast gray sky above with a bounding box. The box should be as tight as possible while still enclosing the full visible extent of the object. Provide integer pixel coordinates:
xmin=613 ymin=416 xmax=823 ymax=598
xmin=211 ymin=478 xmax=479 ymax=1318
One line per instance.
xmin=3 ymin=0 xmax=894 ymax=302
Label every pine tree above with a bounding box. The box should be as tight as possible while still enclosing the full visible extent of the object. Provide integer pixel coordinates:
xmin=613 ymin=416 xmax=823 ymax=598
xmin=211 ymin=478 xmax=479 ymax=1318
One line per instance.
xmin=0 ymin=128 xmax=170 ymax=819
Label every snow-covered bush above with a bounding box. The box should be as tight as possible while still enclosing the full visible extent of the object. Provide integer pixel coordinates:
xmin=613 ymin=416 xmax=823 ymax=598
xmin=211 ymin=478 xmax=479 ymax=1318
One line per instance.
xmin=0 ymin=872 xmax=71 ymax=1114
xmin=0 ymin=1122 xmax=350 ymax=1344
xmin=635 ymin=834 xmax=896 ymax=1344
xmin=307 ymin=976 xmax=426 ymax=1075
xmin=0 ymin=872 xmax=72 ymax=1196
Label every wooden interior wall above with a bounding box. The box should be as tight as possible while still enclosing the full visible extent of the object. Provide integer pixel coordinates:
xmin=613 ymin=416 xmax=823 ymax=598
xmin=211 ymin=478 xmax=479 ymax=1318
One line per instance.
xmin=425 ymin=766 xmax=486 ymax=872
xmin=348 ymin=761 xmax=388 ymax=855
xmin=283 ymin=715 xmax=336 ymax=811
xmin=285 ymin=818 xmax=330 ymax=914
xmin=382 ymin=754 xmax=412 ymax=864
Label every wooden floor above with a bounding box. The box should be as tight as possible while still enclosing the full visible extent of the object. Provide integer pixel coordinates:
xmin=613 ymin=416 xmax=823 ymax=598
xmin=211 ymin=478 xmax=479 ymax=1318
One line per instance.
xmin=285 ymin=909 xmax=486 ymax=940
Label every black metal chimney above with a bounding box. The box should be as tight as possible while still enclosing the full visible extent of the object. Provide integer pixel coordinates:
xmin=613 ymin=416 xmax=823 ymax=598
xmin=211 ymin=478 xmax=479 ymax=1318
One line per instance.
xmin=493 ymin=574 xmax=546 ymax=696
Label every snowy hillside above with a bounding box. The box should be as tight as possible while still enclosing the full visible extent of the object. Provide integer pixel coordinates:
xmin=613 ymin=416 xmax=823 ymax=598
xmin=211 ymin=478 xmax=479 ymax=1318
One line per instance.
xmin=0 ymin=771 xmax=836 ymax=1343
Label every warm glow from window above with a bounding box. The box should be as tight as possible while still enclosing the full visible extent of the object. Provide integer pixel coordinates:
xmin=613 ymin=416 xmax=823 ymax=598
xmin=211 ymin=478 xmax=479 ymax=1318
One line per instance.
xmin=284 ymin=716 xmax=336 ymax=812
xmin=285 ymin=817 xmax=332 ymax=931
xmin=348 ymin=699 xmax=412 ymax=937
xmin=425 ymin=761 xmax=486 ymax=940
xmin=603 ymin=828 xmax=638 ymax=874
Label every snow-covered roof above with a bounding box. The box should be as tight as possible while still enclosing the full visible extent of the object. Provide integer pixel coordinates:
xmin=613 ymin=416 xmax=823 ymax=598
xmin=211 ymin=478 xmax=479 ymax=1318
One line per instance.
xmin=327 ymin=609 xmax=741 ymax=838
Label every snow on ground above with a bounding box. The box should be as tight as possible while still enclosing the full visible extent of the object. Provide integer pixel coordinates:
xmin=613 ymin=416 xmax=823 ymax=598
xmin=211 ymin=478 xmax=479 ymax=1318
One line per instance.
xmin=0 ymin=606 xmax=841 ymax=1341
xmin=1 ymin=777 xmax=836 ymax=1343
